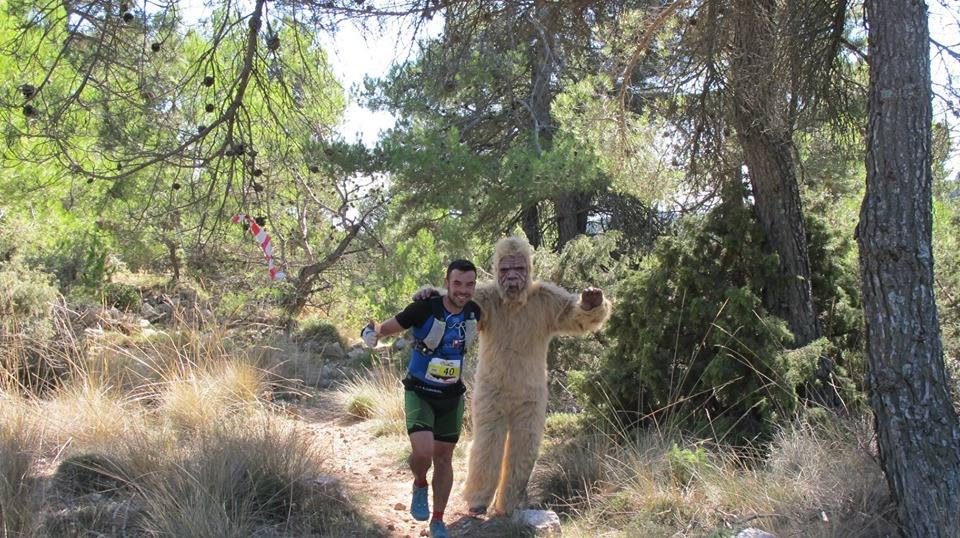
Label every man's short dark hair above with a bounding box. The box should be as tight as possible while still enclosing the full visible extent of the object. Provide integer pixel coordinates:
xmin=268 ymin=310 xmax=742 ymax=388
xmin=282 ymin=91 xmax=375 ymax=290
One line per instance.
xmin=446 ymin=259 xmax=477 ymax=278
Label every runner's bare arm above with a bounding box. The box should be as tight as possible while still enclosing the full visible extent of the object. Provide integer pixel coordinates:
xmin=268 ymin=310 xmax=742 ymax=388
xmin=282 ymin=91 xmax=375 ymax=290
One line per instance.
xmin=365 ymin=318 xmax=404 ymax=338
xmin=376 ymin=318 xmax=404 ymax=337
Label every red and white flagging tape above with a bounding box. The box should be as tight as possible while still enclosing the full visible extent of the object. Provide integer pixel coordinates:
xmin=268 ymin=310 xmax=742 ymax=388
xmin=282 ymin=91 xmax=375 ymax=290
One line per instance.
xmin=231 ymin=214 xmax=285 ymax=281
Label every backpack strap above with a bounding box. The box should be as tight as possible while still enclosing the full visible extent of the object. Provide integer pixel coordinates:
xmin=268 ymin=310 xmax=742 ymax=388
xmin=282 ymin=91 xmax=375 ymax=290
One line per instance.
xmin=416 ymin=296 xmax=447 ymax=354
xmin=462 ymin=301 xmax=478 ymax=347
xmin=416 ymin=296 xmax=480 ymax=354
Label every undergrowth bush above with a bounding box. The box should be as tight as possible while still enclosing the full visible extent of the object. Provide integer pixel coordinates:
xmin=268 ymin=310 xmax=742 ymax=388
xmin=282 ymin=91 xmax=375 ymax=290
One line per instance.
xmin=102 ymin=281 xmax=141 ymax=311
xmin=589 ymin=184 xmax=863 ymax=441
xmin=296 ymin=317 xmax=346 ymax=349
xmin=0 ymin=258 xmax=58 ymax=336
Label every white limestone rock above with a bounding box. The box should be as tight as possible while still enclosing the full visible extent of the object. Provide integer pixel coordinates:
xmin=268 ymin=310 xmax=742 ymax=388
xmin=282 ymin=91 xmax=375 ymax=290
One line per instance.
xmin=513 ymin=509 xmax=562 ymax=536
xmin=736 ymin=528 xmax=776 ymax=538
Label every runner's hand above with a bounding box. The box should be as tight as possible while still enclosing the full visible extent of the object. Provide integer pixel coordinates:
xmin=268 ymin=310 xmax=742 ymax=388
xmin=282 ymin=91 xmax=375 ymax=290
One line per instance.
xmin=412 ymin=286 xmax=442 ymax=302
xmin=361 ymin=322 xmax=378 ymax=347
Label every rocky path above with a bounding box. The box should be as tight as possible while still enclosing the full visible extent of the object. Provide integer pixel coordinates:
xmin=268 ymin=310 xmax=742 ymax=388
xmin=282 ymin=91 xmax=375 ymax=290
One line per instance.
xmin=300 ymin=390 xmax=499 ymax=538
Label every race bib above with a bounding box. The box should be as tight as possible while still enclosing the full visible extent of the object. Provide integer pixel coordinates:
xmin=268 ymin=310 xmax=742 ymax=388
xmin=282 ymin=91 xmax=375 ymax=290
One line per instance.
xmin=426 ymin=358 xmax=461 ymax=384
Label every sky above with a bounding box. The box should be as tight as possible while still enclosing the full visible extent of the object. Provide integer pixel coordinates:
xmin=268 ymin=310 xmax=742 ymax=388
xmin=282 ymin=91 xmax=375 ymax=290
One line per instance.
xmin=930 ymin=1 xmax=960 ymax=175
xmin=318 ymin=16 xmax=440 ymax=146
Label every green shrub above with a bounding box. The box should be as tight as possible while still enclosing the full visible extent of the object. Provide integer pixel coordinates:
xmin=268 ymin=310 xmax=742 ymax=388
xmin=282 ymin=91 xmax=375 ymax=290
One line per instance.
xmin=588 ymin=183 xmax=864 ymax=441
xmin=0 ymin=259 xmax=58 ymax=335
xmin=590 ymin=186 xmax=795 ymax=440
xmin=40 ymin=230 xmax=116 ymax=290
xmin=804 ymin=211 xmax=866 ymax=404
xmin=216 ymin=290 xmax=250 ymax=318
xmin=666 ymin=443 xmax=708 ymax=486
xmin=544 ymin=412 xmax=586 ymax=439
xmin=102 ymin=282 xmax=141 ymax=311
xmin=540 ymin=232 xmax=637 ymax=372
xmin=296 ymin=318 xmax=345 ymax=348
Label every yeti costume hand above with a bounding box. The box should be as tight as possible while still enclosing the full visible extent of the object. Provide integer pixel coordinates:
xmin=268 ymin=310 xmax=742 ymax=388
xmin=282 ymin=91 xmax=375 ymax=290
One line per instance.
xmin=463 ymin=236 xmax=612 ymax=516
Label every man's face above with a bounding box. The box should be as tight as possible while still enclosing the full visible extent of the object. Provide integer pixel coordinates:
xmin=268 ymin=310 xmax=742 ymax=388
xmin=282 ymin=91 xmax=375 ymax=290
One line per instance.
xmin=497 ymin=254 xmax=528 ymax=295
xmin=444 ymin=269 xmax=477 ymax=308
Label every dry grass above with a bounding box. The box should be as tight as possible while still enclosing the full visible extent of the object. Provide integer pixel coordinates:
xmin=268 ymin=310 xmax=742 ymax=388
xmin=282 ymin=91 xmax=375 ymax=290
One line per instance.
xmin=536 ymin=412 xmax=895 ymax=537
xmin=159 ymin=360 xmax=265 ymax=432
xmin=0 ymin=292 xmax=902 ymax=538
xmin=0 ymin=397 xmax=42 ymax=536
xmin=136 ymin=417 xmax=344 ymax=537
xmin=0 ymin=309 xmax=373 ymax=537
xmin=40 ymin=382 xmax=146 ymax=450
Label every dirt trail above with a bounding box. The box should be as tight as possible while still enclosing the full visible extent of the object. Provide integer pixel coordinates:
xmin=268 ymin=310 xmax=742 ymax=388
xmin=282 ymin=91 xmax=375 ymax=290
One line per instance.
xmin=300 ymin=390 xmax=493 ymax=538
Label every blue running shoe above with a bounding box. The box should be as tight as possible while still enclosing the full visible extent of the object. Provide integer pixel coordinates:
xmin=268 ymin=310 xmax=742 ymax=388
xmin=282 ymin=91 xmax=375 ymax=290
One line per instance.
xmin=410 ymin=485 xmax=429 ymax=521
xmin=429 ymin=519 xmax=449 ymax=538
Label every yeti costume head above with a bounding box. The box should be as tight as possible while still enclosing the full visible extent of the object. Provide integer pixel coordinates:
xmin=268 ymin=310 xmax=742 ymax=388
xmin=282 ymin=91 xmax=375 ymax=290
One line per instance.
xmin=492 ymin=236 xmax=534 ymax=303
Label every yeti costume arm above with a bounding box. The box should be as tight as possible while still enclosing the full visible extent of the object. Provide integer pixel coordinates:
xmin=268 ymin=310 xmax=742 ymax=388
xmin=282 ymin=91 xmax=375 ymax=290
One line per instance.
xmin=538 ymin=282 xmax=612 ymax=335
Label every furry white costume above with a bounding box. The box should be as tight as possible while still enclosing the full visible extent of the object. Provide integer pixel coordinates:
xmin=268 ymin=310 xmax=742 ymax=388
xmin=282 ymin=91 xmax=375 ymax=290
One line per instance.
xmin=463 ymin=236 xmax=611 ymax=515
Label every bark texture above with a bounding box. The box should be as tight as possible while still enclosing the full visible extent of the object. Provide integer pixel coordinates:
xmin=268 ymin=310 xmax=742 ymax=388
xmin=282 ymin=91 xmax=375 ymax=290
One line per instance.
xmin=554 ymin=191 xmax=591 ymax=248
xmin=521 ymin=205 xmax=542 ymax=249
xmin=857 ymin=1 xmax=960 ymax=535
xmin=729 ymin=0 xmax=820 ymax=346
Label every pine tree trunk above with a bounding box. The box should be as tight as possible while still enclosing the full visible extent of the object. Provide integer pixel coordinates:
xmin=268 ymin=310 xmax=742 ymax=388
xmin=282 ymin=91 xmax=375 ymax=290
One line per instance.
xmin=554 ymin=191 xmax=590 ymax=249
xmin=730 ymin=0 xmax=820 ymax=347
xmin=528 ymin=0 xmax=590 ymax=251
xmin=857 ymin=1 xmax=960 ymax=535
xmin=521 ymin=205 xmax=542 ymax=249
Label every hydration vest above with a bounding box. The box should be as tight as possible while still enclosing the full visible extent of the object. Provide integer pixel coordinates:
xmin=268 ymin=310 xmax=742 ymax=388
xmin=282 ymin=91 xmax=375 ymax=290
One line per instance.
xmin=403 ymin=296 xmax=479 ymax=397
xmin=414 ymin=296 xmax=479 ymax=355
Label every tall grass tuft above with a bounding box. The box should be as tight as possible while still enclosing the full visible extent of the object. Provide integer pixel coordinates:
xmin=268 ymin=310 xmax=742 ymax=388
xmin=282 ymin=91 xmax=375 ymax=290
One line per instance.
xmin=159 ymin=360 xmax=265 ymax=432
xmin=41 ymin=381 xmax=144 ymax=450
xmin=336 ymin=362 xmax=407 ymax=436
xmin=0 ymin=396 xmax=41 ymax=536
xmin=137 ymin=417 xmax=335 ymax=537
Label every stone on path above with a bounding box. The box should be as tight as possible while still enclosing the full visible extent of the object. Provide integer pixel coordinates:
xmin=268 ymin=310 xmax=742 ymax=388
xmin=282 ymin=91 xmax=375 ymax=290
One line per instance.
xmin=309 ymin=474 xmax=343 ymax=497
xmin=512 ymin=509 xmax=562 ymax=536
xmin=736 ymin=528 xmax=776 ymax=538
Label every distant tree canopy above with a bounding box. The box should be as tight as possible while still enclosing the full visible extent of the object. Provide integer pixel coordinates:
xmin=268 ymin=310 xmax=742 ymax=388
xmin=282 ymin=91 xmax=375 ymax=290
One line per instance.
xmin=0 ymin=1 xmax=407 ymax=313
xmin=369 ymin=1 xmax=668 ymax=250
